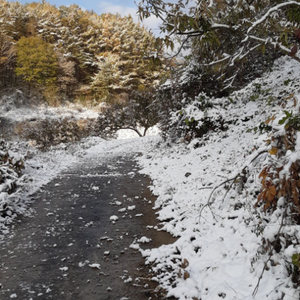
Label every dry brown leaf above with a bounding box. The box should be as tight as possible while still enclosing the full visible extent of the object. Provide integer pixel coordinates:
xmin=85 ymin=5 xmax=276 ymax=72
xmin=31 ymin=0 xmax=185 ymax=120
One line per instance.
xmin=266 ymin=185 xmax=276 ymax=201
xmin=183 ymin=271 xmax=190 ymax=280
xmin=291 ymin=44 xmax=298 ymax=57
xmin=269 ymin=147 xmax=278 ymax=155
xmin=266 ymin=115 xmax=276 ymax=124
xmin=181 ymin=258 xmax=189 ymax=269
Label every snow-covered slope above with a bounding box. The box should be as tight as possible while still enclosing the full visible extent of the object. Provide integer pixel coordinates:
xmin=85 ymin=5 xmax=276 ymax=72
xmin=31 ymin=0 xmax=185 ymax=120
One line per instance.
xmin=135 ymin=57 xmax=300 ymax=300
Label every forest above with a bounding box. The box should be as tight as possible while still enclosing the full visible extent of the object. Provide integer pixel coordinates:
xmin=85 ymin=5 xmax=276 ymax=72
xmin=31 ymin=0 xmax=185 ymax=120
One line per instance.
xmin=0 ymin=0 xmax=165 ymax=104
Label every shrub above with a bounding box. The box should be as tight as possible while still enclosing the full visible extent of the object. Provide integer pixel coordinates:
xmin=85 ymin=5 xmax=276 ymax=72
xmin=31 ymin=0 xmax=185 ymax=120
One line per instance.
xmin=15 ymin=117 xmax=96 ymax=150
xmin=155 ymin=87 xmax=228 ymax=143
xmin=0 ymin=139 xmax=25 ymax=221
xmin=256 ymin=107 xmax=300 ymax=222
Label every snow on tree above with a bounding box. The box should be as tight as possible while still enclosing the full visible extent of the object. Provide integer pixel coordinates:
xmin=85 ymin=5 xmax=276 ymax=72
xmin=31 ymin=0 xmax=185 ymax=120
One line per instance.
xmin=57 ymin=5 xmax=98 ymax=83
xmin=92 ymin=13 xmax=164 ymax=101
xmin=0 ymin=1 xmax=24 ymax=87
xmin=0 ymin=139 xmax=26 ymax=234
xmin=138 ymin=0 xmax=300 ymax=91
xmin=15 ymin=36 xmax=58 ymax=89
xmin=96 ymin=88 xmax=159 ymax=137
xmin=91 ymin=53 xmax=122 ymax=101
xmin=0 ymin=0 xmax=165 ymax=105
xmin=31 ymin=2 xmax=63 ymax=44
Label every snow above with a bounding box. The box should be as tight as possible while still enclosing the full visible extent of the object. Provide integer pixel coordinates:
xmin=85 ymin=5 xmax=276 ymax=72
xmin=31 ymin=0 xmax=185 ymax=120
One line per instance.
xmin=127 ymin=205 xmax=136 ymax=211
xmin=137 ymin=236 xmax=152 ymax=243
xmin=247 ymin=1 xmax=300 ymax=35
xmin=1 ymin=56 xmax=300 ymax=299
xmin=89 ymin=263 xmax=101 ymax=270
xmin=0 ymin=96 xmax=99 ymax=123
xmin=109 ymin=215 xmax=119 ymax=222
xmin=135 ymin=57 xmax=300 ymax=299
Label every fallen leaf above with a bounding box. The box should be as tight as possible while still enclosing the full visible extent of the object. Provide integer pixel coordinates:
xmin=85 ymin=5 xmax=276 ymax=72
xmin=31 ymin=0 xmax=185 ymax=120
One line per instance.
xmin=268 ymin=147 xmax=278 ymax=155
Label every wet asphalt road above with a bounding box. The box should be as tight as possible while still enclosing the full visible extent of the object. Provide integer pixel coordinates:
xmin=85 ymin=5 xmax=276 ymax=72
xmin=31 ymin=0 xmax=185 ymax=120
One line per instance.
xmin=0 ymin=153 xmax=175 ymax=300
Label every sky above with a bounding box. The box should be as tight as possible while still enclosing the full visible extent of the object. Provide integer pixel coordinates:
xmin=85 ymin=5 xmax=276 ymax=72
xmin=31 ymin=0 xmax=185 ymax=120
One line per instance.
xmin=8 ymin=0 xmax=161 ymax=34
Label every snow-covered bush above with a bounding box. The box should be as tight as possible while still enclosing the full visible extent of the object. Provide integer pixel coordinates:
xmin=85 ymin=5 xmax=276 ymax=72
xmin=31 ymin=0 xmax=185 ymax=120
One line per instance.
xmin=169 ymin=93 xmax=229 ymax=143
xmin=153 ymin=59 xmax=241 ymax=143
xmin=251 ymin=96 xmax=300 ymax=286
xmin=136 ymin=57 xmax=300 ymax=299
xmin=155 ymin=82 xmax=230 ymax=143
xmin=15 ymin=117 xmax=96 ymax=150
xmin=256 ymin=108 xmax=300 ymax=214
xmin=0 ymin=139 xmax=27 ymax=234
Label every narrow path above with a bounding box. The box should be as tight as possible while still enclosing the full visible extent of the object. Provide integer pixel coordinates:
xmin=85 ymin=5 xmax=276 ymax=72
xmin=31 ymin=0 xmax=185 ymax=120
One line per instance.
xmin=0 ymin=153 xmax=175 ymax=300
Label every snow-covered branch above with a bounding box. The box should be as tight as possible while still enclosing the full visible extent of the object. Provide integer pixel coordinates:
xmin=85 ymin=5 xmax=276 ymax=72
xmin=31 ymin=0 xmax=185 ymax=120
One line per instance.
xmin=204 ymin=55 xmax=231 ymax=67
xmin=247 ymin=1 xmax=300 ymax=34
xmin=176 ymin=22 xmax=232 ymax=36
xmin=247 ymin=35 xmax=300 ymax=63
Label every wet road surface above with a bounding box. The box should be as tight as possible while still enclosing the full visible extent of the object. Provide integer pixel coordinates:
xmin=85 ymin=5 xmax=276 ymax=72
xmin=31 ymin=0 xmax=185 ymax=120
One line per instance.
xmin=0 ymin=154 xmax=175 ymax=300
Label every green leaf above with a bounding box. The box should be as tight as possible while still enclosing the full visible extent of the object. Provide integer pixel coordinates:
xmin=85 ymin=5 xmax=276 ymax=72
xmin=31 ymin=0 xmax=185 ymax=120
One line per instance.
xmin=284 ymin=110 xmax=293 ymax=118
xmin=278 ymin=118 xmax=287 ymax=125
xmin=292 ymin=253 xmax=300 ymax=268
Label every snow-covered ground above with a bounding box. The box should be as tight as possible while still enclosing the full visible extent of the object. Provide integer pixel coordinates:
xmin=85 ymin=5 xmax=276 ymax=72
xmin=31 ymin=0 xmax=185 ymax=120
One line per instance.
xmin=134 ymin=57 xmax=300 ymax=300
xmin=1 ymin=56 xmax=300 ymax=299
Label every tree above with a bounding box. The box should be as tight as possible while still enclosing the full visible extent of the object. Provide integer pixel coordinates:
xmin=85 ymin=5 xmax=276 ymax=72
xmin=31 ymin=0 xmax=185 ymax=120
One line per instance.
xmin=91 ymin=53 xmax=122 ymax=101
xmin=0 ymin=33 xmax=15 ymax=88
xmin=138 ymin=0 xmax=300 ymax=90
xmin=96 ymin=89 xmax=159 ymax=137
xmin=92 ymin=14 xmax=164 ymax=101
xmin=32 ymin=1 xmax=63 ymax=44
xmin=15 ymin=36 xmax=58 ymax=89
xmin=0 ymin=1 xmax=165 ymax=103
xmin=58 ymin=5 xmax=98 ymax=83
xmin=56 ymin=52 xmax=77 ymax=98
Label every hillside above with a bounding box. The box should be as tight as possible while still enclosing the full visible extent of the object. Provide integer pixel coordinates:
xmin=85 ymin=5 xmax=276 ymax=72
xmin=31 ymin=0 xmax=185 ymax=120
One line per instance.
xmin=135 ymin=56 xmax=300 ymax=300
xmin=0 ymin=0 xmax=164 ymax=104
